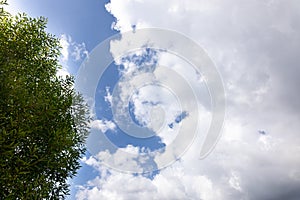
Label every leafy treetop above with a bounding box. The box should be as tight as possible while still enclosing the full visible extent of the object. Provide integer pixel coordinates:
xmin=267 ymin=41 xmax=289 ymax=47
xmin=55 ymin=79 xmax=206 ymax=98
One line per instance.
xmin=0 ymin=2 xmax=90 ymax=199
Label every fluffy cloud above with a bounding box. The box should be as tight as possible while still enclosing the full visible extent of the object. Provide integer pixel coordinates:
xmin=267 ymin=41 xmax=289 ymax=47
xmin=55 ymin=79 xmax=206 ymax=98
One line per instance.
xmin=77 ymin=0 xmax=300 ymax=199
xmin=90 ymin=119 xmax=116 ymax=133
xmin=59 ymin=34 xmax=88 ymax=63
xmin=60 ymin=34 xmax=71 ymax=63
xmin=78 ymin=155 xmax=222 ymax=200
xmin=57 ymin=34 xmax=88 ymax=78
xmin=56 ymin=34 xmax=88 ymax=83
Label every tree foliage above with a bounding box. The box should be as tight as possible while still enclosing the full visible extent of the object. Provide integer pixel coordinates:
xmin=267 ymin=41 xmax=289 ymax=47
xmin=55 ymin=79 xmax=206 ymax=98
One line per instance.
xmin=0 ymin=4 xmax=89 ymax=199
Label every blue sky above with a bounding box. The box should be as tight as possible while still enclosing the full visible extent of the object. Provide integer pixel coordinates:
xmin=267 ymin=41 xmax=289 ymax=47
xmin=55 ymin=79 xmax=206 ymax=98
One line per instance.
xmin=7 ymin=0 xmax=300 ymax=199
xmin=9 ymin=0 xmax=116 ymax=48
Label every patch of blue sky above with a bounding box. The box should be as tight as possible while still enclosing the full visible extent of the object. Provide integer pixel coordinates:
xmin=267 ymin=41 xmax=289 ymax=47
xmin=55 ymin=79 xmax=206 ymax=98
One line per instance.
xmin=95 ymin=62 xmax=119 ymax=120
xmin=133 ymin=156 xmax=160 ymax=179
xmin=14 ymin=0 xmax=118 ymax=51
xmin=175 ymin=111 xmax=189 ymax=123
xmin=168 ymin=111 xmax=189 ymax=129
xmin=118 ymin=47 xmax=159 ymax=74
xmin=68 ymin=151 xmax=99 ymax=189
xmin=13 ymin=0 xmax=119 ymax=78
xmin=103 ymin=127 xmax=166 ymax=151
xmin=129 ymin=99 xmax=162 ymax=127
xmin=129 ymin=100 xmax=146 ymax=127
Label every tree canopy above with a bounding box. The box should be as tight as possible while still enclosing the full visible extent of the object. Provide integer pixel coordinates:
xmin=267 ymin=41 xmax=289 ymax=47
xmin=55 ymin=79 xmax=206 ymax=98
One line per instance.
xmin=0 ymin=2 xmax=89 ymax=199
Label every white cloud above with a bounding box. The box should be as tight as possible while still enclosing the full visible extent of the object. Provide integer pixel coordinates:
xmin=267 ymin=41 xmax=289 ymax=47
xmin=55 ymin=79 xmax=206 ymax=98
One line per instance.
xmin=60 ymin=34 xmax=71 ymax=63
xmin=56 ymin=66 xmax=70 ymax=79
xmin=59 ymin=34 xmax=88 ymax=64
xmin=90 ymin=119 xmax=116 ymax=133
xmin=77 ymin=0 xmax=300 ymax=199
xmin=76 ymin=172 xmax=157 ymax=200
xmin=72 ymin=42 xmax=89 ymax=62
xmin=229 ymin=171 xmax=242 ymax=192
xmin=78 ymin=156 xmax=222 ymax=200
xmin=104 ymin=87 xmax=113 ymax=105
xmin=56 ymin=34 xmax=70 ymax=78
xmin=86 ymin=145 xmax=155 ymax=173
xmin=57 ymin=34 xmax=88 ymax=78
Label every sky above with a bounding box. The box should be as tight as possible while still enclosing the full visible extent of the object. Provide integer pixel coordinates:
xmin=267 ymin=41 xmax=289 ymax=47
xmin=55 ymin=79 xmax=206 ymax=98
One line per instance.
xmin=6 ymin=0 xmax=300 ymax=200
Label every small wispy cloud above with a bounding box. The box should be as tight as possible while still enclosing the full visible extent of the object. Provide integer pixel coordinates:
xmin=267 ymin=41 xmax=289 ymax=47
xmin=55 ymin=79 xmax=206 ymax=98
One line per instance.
xmin=104 ymin=86 xmax=113 ymax=105
xmin=71 ymin=42 xmax=88 ymax=62
xmin=58 ymin=34 xmax=88 ymax=78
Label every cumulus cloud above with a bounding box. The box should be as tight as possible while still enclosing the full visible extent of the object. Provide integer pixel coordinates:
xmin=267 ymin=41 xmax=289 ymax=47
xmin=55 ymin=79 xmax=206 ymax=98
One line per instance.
xmin=77 ymin=0 xmax=300 ymax=199
xmin=90 ymin=119 xmax=116 ymax=133
xmin=78 ymin=157 xmax=222 ymax=200
xmin=60 ymin=34 xmax=71 ymax=63
xmin=57 ymin=34 xmax=88 ymax=78
xmin=59 ymin=34 xmax=88 ymax=63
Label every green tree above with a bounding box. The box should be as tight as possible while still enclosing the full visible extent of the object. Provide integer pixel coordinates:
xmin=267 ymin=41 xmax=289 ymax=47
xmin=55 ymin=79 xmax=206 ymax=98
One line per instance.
xmin=0 ymin=2 xmax=90 ymax=199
